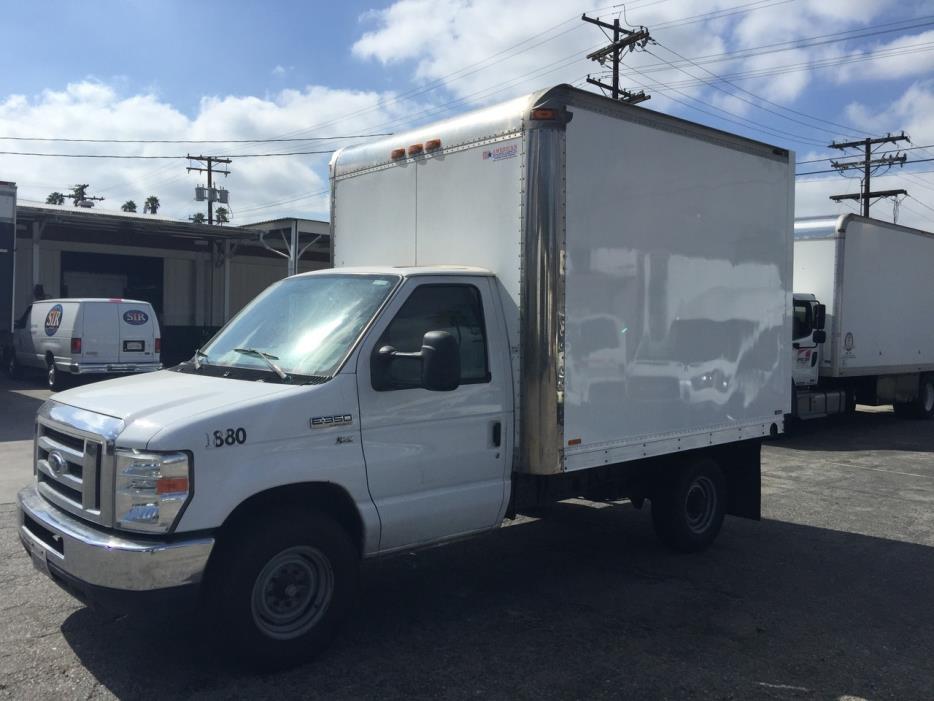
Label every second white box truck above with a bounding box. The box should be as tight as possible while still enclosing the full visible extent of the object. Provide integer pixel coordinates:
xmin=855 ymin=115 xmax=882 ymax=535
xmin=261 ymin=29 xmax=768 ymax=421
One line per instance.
xmin=18 ymin=85 xmax=793 ymax=667
xmin=792 ymin=214 xmax=934 ymax=420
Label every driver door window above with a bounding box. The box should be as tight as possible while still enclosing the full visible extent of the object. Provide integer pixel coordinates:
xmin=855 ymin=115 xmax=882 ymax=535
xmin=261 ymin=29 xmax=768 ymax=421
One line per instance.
xmin=375 ymin=284 xmax=490 ymax=390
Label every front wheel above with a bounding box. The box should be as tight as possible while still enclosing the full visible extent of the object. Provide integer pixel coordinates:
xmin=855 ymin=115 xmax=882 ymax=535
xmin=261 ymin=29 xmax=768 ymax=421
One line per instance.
xmin=651 ymin=458 xmax=726 ymax=553
xmin=208 ymin=510 xmax=359 ymax=670
xmin=6 ymin=350 xmax=20 ymax=379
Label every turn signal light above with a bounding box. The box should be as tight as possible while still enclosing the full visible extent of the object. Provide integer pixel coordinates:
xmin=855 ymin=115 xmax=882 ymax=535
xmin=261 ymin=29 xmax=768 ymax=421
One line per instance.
xmin=71 ymin=337 xmax=82 ymax=354
xmin=407 ymin=143 xmax=424 ymax=156
xmin=390 ymin=148 xmax=406 ymax=160
xmin=156 ymin=476 xmax=190 ymax=495
xmin=425 ymin=138 xmax=442 ymax=151
xmin=530 ymin=108 xmax=559 ymax=121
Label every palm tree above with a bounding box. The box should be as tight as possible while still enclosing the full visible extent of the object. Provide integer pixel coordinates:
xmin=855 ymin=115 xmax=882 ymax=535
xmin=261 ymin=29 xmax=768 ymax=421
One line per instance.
xmin=121 ymin=200 xmax=137 ymax=213
xmin=143 ymin=196 xmax=160 ymax=214
xmin=46 ymin=192 xmax=65 ymax=205
xmin=190 ymin=212 xmax=206 ymax=224
xmin=215 ymin=206 xmax=229 ymax=225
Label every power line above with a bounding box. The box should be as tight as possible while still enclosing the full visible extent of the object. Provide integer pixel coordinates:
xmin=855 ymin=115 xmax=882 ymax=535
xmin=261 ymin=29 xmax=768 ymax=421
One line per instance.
xmin=797 ymin=144 xmax=934 ymax=165
xmin=0 ymin=149 xmax=335 ymax=159
xmin=0 ymin=133 xmax=392 ymax=144
xmin=795 ymin=156 xmax=934 ymax=176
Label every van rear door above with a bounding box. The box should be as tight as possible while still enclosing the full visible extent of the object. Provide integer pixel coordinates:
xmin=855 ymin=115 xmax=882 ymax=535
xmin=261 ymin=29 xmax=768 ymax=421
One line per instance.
xmin=81 ymin=302 xmax=119 ymax=364
xmin=118 ymin=302 xmax=157 ymax=364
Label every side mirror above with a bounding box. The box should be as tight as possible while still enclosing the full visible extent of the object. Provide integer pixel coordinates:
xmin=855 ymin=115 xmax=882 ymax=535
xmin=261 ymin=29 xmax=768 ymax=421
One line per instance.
xmin=371 ymin=330 xmax=460 ymax=392
xmin=421 ymin=331 xmax=460 ymax=391
xmin=813 ymin=330 xmax=827 ymax=344
xmin=814 ymin=304 xmax=826 ymax=331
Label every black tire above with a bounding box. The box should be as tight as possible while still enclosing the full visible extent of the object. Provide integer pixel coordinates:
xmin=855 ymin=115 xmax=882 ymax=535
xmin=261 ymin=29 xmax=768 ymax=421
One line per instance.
xmin=6 ymin=350 xmax=21 ymax=379
xmin=47 ymin=358 xmax=65 ymax=391
xmin=651 ymin=458 xmax=726 ymax=553
xmin=207 ymin=509 xmax=359 ymax=670
xmin=912 ymin=376 xmax=934 ymax=420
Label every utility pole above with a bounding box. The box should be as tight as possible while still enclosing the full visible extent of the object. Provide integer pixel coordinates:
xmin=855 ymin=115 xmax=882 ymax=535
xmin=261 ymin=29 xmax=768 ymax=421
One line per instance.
xmin=581 ymin=14 xmax=651 ymax=104
xmin=828 ymin=133 xmax=909 ymax=217
xmin=187 ymin=155 xmax=231 ymax=225
xmin=66 ymin=184 xmax=104 ymax=207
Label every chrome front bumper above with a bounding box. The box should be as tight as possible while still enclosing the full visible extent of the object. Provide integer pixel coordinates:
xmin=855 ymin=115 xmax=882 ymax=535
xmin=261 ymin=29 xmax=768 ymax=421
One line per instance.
xmin=18 ymin=485 xmax=213 ymax=592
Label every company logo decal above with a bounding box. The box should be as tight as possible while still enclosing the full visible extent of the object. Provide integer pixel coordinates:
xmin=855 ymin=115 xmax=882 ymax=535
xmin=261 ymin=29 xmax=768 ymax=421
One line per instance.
xmin=44 ymin=304 xmax=63 ymax=336
xmin=482 ymin=143 xmax=518 ymax=162
xmin=123 ymin=309 xmax=149 ymax=325
xmin=844 ymin=332 xmax=854 ymax=351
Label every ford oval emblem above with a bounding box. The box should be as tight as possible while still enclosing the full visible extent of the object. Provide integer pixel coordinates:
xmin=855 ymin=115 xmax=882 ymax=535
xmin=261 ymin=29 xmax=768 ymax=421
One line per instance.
xmin=44 ymin=304 xmax=64 ymax=336
xmin=48 ymin=450 xmax=68 ymax=477
xmin=123 ymin=309 xmax=149 ymax=325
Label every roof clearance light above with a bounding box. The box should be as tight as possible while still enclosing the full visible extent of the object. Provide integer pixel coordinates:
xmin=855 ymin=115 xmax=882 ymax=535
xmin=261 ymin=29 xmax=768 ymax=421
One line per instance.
xmin=390 ymin=148 xmax=406 ymax=160
xmin=425 ymin=139 xmax=442 ymax=151
xmin=530 ymin=108 xmax=559 ymax=121
xmin=407 ymin=143 xmax=424 ymax=156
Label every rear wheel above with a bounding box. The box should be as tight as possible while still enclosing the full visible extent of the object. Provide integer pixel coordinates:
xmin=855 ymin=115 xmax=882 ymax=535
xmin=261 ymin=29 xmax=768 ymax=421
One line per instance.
xmin=913 ymin=376 xmax=934 ymax=419
xmin=46 ymin=358 xmax=65 ymax=390
xmin=651 ymin=458 xmax=726 ymax=553
xmin=208 ymin=510 xmax=358 ymax=670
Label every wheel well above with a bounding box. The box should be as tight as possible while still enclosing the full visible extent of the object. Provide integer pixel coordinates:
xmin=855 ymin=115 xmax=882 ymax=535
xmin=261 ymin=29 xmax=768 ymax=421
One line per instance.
xmin=216 ymin=482 xmax=365 ymax=556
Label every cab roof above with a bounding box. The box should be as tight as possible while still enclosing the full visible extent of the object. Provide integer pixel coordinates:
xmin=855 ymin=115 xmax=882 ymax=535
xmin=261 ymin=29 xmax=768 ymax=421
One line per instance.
xmin=295 ymin=265 xmax=494 ymax=278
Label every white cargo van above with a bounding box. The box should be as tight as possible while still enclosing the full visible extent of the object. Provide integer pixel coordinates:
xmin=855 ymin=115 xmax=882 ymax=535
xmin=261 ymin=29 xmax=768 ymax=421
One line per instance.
xmin=17 ymin=86 xmax=793 ymax=668
xmin=8 ymin=298 xmax=161 ymax=388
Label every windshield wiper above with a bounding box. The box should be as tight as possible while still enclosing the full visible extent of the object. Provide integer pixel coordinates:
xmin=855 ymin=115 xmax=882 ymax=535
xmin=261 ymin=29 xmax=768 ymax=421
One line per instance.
xmin=193 ymin=348 xmax=209 ymax=370
xmin=233 ymin=348 xmax=290 ymax=381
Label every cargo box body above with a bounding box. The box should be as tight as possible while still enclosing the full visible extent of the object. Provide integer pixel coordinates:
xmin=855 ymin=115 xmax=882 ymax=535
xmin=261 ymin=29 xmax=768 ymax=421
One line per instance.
xmin=331 ymin=85 xmax=793 ymax=475
xmin=794 ymin=215 xmax=934 ymax=378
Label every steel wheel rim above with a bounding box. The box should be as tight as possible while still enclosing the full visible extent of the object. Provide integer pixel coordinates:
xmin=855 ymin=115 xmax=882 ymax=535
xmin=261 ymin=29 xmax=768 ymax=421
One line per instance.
xmin=47 ymin=364 xmax=55 ymax=387
xmin=924 ymin=381 xmax=934 ymax=414
xmin=685 ymin=476 xmax=717 ymax=534
xmin=250 ymin=545 xmax=334 ymax=640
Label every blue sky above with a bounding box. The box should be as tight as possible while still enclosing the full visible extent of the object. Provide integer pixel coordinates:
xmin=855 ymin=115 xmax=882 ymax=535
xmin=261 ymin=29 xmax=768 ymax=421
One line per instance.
xmin=1 ymin=0 xmax=934 ymax=228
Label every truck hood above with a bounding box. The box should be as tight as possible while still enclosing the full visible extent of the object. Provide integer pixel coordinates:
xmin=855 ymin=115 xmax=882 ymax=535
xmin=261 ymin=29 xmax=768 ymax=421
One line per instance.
xmin=52 ymin=370 xmax=297 ymax=441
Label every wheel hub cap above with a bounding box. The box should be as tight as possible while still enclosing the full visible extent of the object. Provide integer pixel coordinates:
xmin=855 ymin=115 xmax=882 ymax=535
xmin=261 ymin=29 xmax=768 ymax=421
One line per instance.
xmin=250 ymin=545 xmax=334 ymax=640
xmin=685 ymin=476 xmax=717 ymax=534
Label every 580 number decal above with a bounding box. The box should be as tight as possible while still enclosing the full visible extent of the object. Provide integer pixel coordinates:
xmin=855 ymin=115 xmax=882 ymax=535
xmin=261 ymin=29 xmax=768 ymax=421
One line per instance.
xmin=206 ymin=427 xmax=247 ymax=448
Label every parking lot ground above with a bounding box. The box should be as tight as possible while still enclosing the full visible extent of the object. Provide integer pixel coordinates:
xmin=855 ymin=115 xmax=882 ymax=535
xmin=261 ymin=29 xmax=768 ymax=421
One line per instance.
xmin=1 ymin=374 xmax=933 ymax=700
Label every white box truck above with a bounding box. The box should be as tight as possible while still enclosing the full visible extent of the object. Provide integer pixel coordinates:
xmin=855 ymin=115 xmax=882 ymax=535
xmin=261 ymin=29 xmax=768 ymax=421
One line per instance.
xmin=792 ymin=215 xmax=934 ymax=420
xmin=17 ymin=85 xmax=793 ymax=668
xmin=7 ymin=298 xmax=162 ymax=389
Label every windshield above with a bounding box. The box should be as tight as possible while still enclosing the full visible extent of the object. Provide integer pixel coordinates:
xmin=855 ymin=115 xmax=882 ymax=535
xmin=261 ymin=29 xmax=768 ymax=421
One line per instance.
xmin=200 ymin=274 xmax=399 ymax=378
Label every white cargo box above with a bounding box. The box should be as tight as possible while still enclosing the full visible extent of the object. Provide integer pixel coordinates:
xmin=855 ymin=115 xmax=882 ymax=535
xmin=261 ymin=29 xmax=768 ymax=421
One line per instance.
xmin=332 ymin=85 xmax=793 ymax=475
xmin=794 ymin=214 xmax=934 ymax=378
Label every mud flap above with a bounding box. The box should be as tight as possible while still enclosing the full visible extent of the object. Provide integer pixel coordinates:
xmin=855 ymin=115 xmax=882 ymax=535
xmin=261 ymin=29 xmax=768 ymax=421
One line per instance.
xmin=720 ymin=438 xmax=762 ymax=520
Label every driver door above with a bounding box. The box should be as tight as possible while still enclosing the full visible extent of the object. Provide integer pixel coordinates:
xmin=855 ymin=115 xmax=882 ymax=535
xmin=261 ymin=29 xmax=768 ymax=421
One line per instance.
xmin=355 ymin=276 xmax=511 ymax=553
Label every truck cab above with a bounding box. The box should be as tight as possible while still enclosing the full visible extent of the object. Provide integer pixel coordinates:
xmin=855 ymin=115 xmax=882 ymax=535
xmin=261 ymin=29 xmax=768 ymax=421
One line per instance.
xmin=791 ymin=293 xmax=825 ymax=389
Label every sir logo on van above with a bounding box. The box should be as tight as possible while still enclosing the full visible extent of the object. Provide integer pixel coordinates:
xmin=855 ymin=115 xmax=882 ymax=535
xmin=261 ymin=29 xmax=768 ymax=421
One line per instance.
xmin=44 ymin=304 xmax=63 ymax=336
xmin=123 ymin=309 xmax=149 ymax=325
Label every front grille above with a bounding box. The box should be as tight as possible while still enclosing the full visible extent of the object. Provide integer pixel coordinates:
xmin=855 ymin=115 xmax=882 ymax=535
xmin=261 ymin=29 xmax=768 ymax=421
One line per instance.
xmin=35 ymin=418 xmax=107 ymax=525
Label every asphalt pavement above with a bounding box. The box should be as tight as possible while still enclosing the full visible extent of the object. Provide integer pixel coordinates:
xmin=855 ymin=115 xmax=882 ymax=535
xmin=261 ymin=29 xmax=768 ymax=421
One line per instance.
xmin=1 ymin=374 xmax=933 ymax=700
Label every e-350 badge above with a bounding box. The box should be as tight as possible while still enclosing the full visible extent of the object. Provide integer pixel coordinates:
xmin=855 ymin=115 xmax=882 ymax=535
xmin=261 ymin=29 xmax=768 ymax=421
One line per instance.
xmin=310 ymin=414 xmax=353 ymax=429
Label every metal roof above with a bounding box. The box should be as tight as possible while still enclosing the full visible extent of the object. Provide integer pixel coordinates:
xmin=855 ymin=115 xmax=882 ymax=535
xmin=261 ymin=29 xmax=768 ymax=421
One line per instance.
xmin=17 ymin=200 xmax=259 ymax=241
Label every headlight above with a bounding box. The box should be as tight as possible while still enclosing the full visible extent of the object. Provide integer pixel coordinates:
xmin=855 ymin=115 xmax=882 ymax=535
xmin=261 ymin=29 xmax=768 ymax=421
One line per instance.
xmin=114 ymin=449 xmax=191 ymax=533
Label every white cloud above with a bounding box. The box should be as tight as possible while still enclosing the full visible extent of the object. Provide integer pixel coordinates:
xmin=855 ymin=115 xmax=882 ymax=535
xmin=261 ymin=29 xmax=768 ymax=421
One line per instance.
xmin=272 ymin=65 xmax=287 ymax=76
xmin=0 ymin=81 xmax=415 ymax=222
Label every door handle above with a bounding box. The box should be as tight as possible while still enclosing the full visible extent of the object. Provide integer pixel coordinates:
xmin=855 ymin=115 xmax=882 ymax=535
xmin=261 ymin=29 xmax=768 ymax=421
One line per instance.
xmin=491 ymin=421 xmax=502 ymax=448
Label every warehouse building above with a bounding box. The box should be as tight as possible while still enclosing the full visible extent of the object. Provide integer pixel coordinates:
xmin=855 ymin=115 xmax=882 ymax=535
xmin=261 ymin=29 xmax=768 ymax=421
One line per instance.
xmin=0 ymin=183 xmax=330 ymax=365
